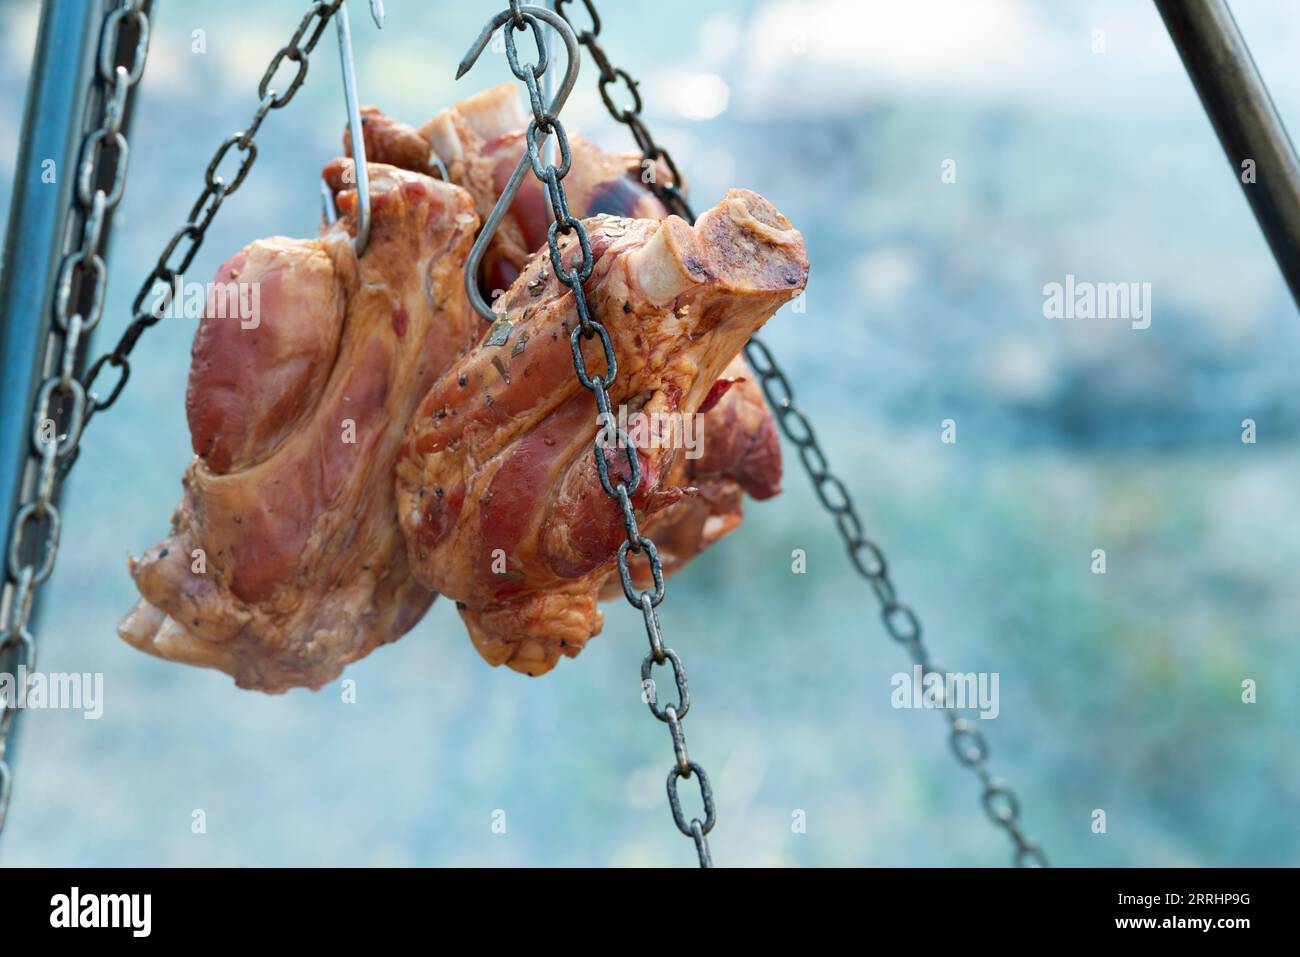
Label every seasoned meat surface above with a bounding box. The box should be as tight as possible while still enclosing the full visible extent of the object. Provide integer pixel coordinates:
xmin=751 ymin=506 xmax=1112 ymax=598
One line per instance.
xmin=350 ymin=89 xmax=790 ymax=661
xmin=395 ymin=189 xmax=808 ymax=675
xmin=120 ymin=161 xmax=480 ymax=692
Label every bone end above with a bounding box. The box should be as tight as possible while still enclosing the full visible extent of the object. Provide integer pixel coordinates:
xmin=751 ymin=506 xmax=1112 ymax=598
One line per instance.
xmin=627 ymin=216 xmax=706 ymax=306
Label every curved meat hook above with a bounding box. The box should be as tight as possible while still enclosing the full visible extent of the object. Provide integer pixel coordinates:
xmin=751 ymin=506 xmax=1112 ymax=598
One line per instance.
xmin=333 ymin=0 xmax=376 ymax=256
xmin=321 ymin=3 xmax=448 ymax=236
xmin=457 ymin=5 xmax=581 ymax=321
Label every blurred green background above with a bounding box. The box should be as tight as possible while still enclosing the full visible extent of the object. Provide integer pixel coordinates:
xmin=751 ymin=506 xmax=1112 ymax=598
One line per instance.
xmin=1 ymin=0 xmax=1298 ymax=866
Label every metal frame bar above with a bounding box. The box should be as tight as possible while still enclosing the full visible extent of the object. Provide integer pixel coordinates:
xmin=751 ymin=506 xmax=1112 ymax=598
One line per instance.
xmin=0 ymin=0 xmax=106 ymax=572
xmin=0 ymin=0 xmax=145 ymax=845
xmin=1155 ymin=0 xmax=1300 ymax=307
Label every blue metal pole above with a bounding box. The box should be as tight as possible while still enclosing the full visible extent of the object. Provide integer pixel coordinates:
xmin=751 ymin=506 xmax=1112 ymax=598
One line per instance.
xmin=0 ymin=0 xmax=106 ymax=578
xmin=0 ymin=0 xmax=142 ymax=848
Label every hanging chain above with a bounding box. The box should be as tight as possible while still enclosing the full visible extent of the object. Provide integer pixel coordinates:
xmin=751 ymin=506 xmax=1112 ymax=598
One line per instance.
xmin=0 ymin=0 xmax=150 ymax=837
xmin=559 ymin=0 xmax=1049 ymax=867
xmin=555 ymin=0 xmax=691 ymax=220
xmin=503 ymin=0 xmax=716 ymax=867
xmin=80 ymin=0 xmax=345 ymax=427
xmin=1 ymin=0 xmax=345 ymax=840
xmin=744 ymin=341 xmax=1049 ymax=867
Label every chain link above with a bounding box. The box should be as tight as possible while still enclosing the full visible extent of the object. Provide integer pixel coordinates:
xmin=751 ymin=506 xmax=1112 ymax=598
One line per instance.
xmin=506 ymin=0 xmax=715 ymax=867
xmin=1 ymin=0 xmax=344 ymax=841
xmin=562 ymin=0 xmax=1048 ymax=867
xmin=555 ymin=0 xmax=692 ymax=220
xmin=744 ymin=339 xmax=1049 ymax=866
xmin=0 ymin=0 xmax=151 ymax=837
xmin=80 ymin=0 xmax=344 ymax=427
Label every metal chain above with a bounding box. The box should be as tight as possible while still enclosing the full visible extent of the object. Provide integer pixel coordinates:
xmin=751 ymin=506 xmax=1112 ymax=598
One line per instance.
xmin=504 ymin=0 xmax=715 ymax=867
xmin=555 ymin=0 xmax=691 ymax=220
xmin=744 ymin=341 xmax=1049 ymax=867
xmin=0 ymin=0 xmax=150 ymax=837
xmin=79 ymin=0 xmax=345 ymax=428
xmin=1 ymin=0 xmax=345 ymax=840
xmin=560 ymin=0 xmax=1049 ymax=867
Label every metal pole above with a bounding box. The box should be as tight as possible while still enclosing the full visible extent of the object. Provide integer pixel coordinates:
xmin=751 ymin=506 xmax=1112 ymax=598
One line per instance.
xmin=0 ymin=0 xmax=145 ymax=846
xmin=1155 ymin=0 xmax=1300 ymax=307
xmin=0 ymin=0 xmax=104 ymax=556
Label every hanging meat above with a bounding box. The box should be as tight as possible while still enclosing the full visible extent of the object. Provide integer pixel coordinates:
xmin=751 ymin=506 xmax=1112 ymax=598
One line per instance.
xmin=394 ymin=189 xmax=809 ymax=675
xmin=350 ymin=86 xmax=787 ymax=659
xmin=118 ymin=160 xmax=480 ymax=692
xmin=347 ymin=83 xmax=672 ymax=293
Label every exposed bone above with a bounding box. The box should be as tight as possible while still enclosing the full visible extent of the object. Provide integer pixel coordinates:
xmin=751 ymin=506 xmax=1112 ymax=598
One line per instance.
xmin=395 ymin=188 xmax=807 ymax=676
xmin=627 ymin=217 xmax=703 ymax=306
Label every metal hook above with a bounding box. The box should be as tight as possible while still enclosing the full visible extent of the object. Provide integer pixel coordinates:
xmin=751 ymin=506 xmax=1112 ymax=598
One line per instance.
xmin=320 ymin=178 xmax=340 ymax=225
xmin=429 ymin=152 xmax=450 ymax=183
xmin=321 ymin=2 xmax=448 ymax=229
xmin=457 ymin=4 xmax=581 ymax=320
xmin=331 ymin=0 xmax=378 ymax=257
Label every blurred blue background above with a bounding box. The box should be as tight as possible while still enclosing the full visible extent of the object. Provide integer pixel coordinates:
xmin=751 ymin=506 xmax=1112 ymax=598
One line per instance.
xmin=1 ymin=0 xmax=1298 ymax=866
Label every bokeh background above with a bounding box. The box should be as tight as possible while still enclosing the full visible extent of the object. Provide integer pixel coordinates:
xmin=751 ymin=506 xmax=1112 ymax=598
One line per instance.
xmin=1 ymin=0 xmax=1298 ymax=866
